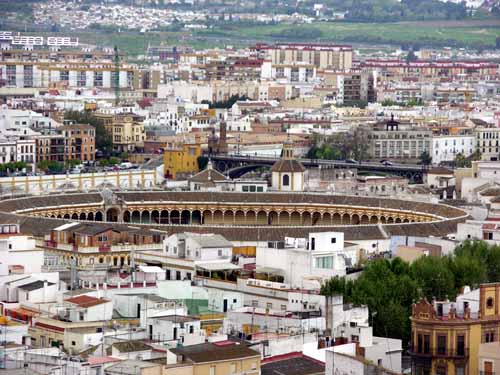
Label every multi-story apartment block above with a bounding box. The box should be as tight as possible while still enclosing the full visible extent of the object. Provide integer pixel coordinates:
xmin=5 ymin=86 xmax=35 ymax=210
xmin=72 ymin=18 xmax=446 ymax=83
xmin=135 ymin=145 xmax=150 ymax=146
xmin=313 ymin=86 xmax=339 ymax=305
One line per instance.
xmin=434 ymin=87 xmax=476 ymax=104
xmin=432 ymin=129 xmax=476 ymax=165
xmin=340 ymin=71 xmax=373 ymax=105
xmin=203 ymin=57 xmax=263 ymax=81
xmin=35 ymin=134 xmax=66 ymax=163
xmin=0 ymin=62 xmax=138 ymax=89
xmin=474 ymin=126 xmax=500 ymax=161
xmin=0 ymin=136 xmax=36 ymax=169
xmin=368 ymin=118 xmax=432 ymax=160
xmin=59 ymin=124 xmax=95 ymax=162
xmin=255 ymin=43 xmax=353 ymax=70
xmin=410 ymin=283 xmax=500 ymax=375
xmin=0 ymin=138 xmax=16 ymax=164
xmin=261 ymin=61 xmax=316 ymax=82
xmin=362 ymin=60 xmax=499 ymax=79
xmin=108 ymin=114 xmax=145 ymax=153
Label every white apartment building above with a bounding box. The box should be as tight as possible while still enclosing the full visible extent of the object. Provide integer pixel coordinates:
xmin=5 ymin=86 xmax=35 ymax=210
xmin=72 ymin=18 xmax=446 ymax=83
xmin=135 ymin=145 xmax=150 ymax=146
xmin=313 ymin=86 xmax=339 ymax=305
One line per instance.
xmin=0 ymin=109 xmax=55 ymax=130
xmin=0 ymin=223 xmax=43 ymax=274
xmin=261 ymin=60 xmax=316 ymax=82
xmin=64 ymin=295 xmax=114 ymax=322
xmin=0 ymin=62 xmax=135 ymax=89
xmin=256 ymin=232 xmax=358 ymax=287
xmin=146 ymin=315 xmax=204 ymax=345
xmin=136 ymin=232 xmax=236 ymax=281
xmin=432 ymin=134 xmax=476 ymax=164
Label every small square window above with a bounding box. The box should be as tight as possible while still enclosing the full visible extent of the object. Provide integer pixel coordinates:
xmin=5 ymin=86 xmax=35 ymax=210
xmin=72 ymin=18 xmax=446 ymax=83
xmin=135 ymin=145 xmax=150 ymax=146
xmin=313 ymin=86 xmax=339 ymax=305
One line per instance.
xmin=331 ymin=238 xmax=336 ymax=244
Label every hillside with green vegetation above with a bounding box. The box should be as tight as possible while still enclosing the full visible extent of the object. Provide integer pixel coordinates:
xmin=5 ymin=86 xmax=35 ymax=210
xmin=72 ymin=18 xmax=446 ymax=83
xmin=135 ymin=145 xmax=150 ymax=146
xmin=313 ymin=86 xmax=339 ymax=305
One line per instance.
xmin=195 ymin=20 xmax=500 ymax=50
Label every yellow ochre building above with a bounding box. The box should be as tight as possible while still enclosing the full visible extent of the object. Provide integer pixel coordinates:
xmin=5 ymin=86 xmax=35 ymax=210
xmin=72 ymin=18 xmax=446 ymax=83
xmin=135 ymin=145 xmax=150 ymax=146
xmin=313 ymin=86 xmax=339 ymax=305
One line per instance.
xmin=410 ymin=283 xmax=500 ymax=375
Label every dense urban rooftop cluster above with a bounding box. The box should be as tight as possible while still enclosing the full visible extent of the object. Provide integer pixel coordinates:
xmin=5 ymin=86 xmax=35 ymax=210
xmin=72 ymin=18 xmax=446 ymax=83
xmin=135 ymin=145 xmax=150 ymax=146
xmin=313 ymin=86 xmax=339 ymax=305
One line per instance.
xmin=0 ymin=0 xmax=499 ymax=371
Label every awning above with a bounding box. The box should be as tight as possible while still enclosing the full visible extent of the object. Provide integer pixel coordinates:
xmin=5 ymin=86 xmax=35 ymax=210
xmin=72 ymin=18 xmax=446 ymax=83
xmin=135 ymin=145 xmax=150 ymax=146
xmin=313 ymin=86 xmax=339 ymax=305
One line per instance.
xmin=196 ymin=262 xmax=241 ymax=271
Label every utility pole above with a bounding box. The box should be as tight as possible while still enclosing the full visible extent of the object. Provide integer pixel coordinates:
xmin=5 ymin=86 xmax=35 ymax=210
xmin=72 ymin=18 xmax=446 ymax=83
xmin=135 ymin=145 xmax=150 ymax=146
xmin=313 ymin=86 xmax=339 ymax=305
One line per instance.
xmin=114 ymin=45 xmax=120 ymax=106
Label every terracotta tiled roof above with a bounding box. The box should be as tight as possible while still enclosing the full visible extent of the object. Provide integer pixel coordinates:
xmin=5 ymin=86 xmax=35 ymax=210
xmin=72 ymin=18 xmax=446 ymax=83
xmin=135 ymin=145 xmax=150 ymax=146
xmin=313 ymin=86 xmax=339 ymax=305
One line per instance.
xmin=271 ymin=159 xmax=306 ymax=173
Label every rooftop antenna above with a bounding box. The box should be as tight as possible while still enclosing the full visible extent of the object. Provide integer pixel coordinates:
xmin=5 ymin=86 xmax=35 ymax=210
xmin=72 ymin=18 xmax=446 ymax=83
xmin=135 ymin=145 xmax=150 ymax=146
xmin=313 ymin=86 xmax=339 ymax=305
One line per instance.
xmin=114 ymin=45 xmax=120 ymax=106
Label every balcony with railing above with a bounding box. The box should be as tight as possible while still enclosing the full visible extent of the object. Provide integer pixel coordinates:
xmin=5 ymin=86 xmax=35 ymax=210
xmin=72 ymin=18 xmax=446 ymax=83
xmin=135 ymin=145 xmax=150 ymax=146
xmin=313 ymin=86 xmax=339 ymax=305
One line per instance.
xmin=409 ymin=346 xmax=469 ymax=359
xmin=39 ymin=239 xmax=163 ymax=254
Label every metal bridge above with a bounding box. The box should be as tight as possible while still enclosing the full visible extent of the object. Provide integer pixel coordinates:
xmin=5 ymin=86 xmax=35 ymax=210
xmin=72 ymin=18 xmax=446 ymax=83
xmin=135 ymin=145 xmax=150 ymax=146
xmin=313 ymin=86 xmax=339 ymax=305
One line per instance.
xmin=209 ymin=154 xmax=427 ymax=183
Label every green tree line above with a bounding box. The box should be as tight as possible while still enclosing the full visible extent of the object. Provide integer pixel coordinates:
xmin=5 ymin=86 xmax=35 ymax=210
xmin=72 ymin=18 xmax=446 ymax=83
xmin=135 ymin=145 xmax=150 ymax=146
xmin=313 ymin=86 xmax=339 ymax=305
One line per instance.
xmin=321 ymin=240 xmax=500 ymax=347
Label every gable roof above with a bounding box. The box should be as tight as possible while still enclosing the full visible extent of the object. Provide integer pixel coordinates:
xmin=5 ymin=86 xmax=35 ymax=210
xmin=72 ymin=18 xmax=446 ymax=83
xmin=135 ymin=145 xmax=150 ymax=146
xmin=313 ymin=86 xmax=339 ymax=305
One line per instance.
xmin=187 ymin=233 xmax=232 ymax=248
xmin=189 ymin=162 xmax=227 ymax=184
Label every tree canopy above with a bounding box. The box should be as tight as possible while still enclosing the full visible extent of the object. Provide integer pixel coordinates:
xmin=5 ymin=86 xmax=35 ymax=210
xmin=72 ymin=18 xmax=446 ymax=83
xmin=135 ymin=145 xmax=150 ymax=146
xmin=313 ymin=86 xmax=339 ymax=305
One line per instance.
xmin=307 ymin=130 xmax=370 ymax=161
xmin=321 ymin=240 xmax=500 ymax=347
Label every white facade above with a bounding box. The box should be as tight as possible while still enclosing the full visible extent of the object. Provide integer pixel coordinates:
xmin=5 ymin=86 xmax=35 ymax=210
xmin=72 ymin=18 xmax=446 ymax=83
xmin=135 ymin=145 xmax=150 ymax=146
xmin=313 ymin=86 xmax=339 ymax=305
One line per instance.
xmin=325 ymin=295 xmax=402 ymax=374
xmin=164 ymin=233 xmax=233 ymax=263
xmin=271 ymin=169 xmax=304 ymax=192
xmin=432 ymin=135 xmax=476 ymax=164
xmin=18 ymin=281 xmax=58 ymax=304
xmin=67 ymin=300 xmax=113 ymax=322
xmin=146 ymin=316 xmax=203 ymax=345
xmin=0 ymin=227 xmax=43 ymax=274
xmin=256 ymin=232 xmax=357 ymax=287
xmin=157 ymin=82 xmax=213 ymax=102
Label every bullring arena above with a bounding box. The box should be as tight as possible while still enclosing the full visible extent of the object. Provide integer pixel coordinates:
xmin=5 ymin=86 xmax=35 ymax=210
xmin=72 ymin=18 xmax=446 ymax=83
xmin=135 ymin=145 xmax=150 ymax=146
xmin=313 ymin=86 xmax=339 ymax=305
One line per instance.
xmin=0 ymin=191 xmax=469 ymax=241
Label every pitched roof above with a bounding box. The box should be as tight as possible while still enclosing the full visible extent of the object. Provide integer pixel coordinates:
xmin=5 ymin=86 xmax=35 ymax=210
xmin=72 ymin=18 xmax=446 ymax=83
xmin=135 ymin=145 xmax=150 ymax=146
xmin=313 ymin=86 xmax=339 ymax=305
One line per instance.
xmin=271 ymin=159 xmax=306 ymax=173
xmin=170 ymin=342 xmax=260 ymax=363
xmin=187 ymin=233 xmax=232 ymax=248
xmin=72 ymin=224 xmax=115 ymax=236
xmin=65 ymin=295 xmax=111 ymax=308
xmin=189 ymin=163 xmax=227 ymax=183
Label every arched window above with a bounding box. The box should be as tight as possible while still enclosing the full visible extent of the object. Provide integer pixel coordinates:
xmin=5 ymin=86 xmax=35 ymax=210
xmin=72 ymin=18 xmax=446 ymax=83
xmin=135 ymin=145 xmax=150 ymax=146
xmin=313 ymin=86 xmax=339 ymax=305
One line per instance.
xmin=282 ymin=174 xmax=290 ymax=186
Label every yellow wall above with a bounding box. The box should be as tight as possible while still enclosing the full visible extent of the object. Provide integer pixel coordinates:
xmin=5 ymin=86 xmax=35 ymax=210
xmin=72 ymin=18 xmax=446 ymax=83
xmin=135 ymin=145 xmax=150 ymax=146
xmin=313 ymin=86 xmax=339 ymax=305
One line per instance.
xmin=163 ymin=365 xmax=194 ymax=375
xmin=163 ymin=144 xmax=201 ymax=179
xmin=470 ymin=324 xmax=482 ymax=375
xmin=193 ymin=357 xmax=260 ymax=375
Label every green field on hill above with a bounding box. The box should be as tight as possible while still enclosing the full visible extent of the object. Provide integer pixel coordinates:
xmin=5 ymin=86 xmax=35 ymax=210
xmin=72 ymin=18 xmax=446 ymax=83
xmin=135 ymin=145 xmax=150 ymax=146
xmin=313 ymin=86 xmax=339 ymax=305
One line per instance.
xmin=195 ymin=20 xmax=500 ymax=49
xmin=36 ymin=20 xmax=500 ymax=56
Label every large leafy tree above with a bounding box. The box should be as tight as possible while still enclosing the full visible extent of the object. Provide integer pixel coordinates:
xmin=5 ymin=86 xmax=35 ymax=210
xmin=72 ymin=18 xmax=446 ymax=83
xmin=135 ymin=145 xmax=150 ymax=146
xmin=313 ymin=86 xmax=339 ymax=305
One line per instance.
xmin=321 ymin=240 xmax=500 ymax=348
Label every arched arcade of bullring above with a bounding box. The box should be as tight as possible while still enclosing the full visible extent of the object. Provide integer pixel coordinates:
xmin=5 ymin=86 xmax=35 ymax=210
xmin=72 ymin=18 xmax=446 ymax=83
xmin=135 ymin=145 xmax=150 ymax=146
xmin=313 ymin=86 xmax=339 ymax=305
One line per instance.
xmin=0 ymin=191 xmax=468 ymax=234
